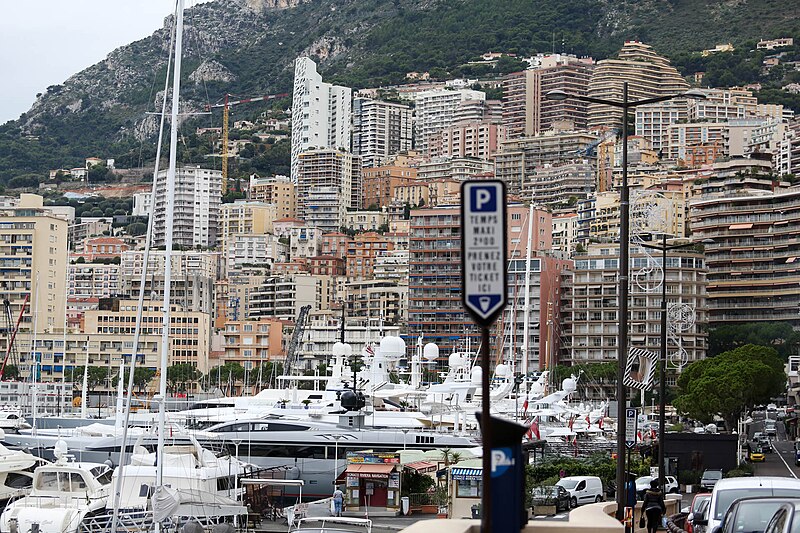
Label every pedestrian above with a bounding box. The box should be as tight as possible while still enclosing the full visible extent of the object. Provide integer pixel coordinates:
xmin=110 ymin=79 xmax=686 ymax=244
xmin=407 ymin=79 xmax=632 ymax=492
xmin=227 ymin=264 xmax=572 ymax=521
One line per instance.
xmin=641 ymin=479 xmax=666 ymax=533
xmin=559 ymin=468 xmax=565 ymax=478
xmin=332 ymin=487 xmax=345 ymax=517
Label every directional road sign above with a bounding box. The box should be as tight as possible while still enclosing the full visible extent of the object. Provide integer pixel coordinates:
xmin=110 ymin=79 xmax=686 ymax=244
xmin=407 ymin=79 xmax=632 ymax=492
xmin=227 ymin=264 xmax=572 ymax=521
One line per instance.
xmin=625 ymin=407 xmax=638 ymax=449
xmin=461 ymin=180 xmax=508 ymax=327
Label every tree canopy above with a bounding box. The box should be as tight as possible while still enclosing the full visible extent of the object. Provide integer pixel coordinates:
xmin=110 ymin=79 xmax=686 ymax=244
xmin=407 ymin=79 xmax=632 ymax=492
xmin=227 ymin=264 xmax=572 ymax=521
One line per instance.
xmin=709 ymin=322 xmax=800 ymax=358
xmin=673 ymin=344 xmax=786 ymax=430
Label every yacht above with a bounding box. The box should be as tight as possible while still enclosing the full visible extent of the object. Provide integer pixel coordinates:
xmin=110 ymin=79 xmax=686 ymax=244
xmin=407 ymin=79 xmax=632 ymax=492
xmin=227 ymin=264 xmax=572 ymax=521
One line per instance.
xmin=0 ymin=432 xmax=47 ymax=504
xmin=0 ymin=442 xmax=113 ymax=533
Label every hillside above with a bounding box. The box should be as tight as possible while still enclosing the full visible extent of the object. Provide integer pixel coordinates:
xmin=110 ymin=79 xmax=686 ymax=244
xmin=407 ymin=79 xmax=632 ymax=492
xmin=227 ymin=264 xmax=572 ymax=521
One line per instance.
xmin=0 ymin=0 xmax=797 ymax=183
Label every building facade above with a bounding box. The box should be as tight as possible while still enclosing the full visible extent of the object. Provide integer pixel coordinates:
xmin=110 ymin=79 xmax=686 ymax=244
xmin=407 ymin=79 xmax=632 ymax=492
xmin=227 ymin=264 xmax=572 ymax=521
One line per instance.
xmin=352 ymin=98 xmax=413 ymax=168
xmin=153 ymin=165 xmax=222 ymax=248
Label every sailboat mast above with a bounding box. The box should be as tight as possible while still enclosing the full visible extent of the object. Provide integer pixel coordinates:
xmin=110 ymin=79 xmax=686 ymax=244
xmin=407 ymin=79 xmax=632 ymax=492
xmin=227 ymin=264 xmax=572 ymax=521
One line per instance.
xmin=156 ymin=0 xmax=185 ymax=494
xmin=521 ymin=205 xmax=534 ymax=390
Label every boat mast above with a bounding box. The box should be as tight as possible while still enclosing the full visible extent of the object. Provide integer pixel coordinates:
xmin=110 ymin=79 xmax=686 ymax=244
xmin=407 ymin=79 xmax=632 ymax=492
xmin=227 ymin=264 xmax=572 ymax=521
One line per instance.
xmin=156 ymin=0 xmax=185 ymax=511
xmin=521 ymin=204 xmax=534 ymax=392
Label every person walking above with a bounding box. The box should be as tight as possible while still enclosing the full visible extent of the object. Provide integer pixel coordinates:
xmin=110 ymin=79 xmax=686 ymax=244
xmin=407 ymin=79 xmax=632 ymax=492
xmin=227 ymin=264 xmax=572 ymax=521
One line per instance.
xmin=332 ymin=487 xmax=345 ymax=517
xmin=641 ymin=479 xmax=666 ymax=533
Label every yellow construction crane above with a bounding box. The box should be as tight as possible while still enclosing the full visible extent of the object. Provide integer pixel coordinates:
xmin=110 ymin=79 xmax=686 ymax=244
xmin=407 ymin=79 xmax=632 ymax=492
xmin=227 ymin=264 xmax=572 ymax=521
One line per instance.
xmin=205 ymin=92 xmax=289 ymax=192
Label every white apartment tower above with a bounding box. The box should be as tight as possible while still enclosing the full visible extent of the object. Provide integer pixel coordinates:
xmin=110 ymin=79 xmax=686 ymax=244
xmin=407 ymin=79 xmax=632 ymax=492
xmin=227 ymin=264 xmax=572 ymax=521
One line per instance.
xmin=153 ymin=165 xmax=222 ymax=249
xmin=353 ymin=98 xmax=413 ymax=168
xmin=413 ymin=88 xmax=485 ymax=154
xmin=291 ymin=57 xmax=352 ymax=183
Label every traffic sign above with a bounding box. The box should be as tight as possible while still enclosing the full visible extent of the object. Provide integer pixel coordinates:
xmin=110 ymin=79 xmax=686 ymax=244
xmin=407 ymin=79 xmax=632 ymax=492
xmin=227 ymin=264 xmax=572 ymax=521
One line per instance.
xmin=460 ymin=180 xmax=508 ymax=327
xmin=625 ymin=408 xmax=638 ymax=449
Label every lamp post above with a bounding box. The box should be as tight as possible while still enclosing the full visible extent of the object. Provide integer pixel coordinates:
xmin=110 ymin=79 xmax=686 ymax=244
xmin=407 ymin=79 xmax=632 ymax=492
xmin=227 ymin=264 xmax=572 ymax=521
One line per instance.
xmin=546 ymin=85 xmax=706 ymax=519
xmin=639 ymin=235 xmax=713 ymax=490
xmin=332 ymin=434 xmax=344 ymax=484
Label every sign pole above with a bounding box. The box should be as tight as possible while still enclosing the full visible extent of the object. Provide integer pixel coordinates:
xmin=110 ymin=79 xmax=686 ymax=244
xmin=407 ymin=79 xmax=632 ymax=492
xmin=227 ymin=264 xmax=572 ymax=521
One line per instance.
xmin=460 ymin=180 xmax=508 ymax=533
xmin=480 ymin=325 xmax=492 ymax=530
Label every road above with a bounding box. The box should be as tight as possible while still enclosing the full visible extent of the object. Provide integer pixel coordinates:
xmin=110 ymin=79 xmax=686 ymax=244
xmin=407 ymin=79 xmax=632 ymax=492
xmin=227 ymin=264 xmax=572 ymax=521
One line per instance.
xmin=749 ymin=410 xmax=798 ymax=478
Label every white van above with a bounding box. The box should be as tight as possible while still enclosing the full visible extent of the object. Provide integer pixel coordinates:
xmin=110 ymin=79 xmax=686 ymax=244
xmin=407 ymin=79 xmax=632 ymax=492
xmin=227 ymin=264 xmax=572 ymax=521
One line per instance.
xmin=555 ymin=476 xmax=604 ymax=507
xmin=701 ymin=476 xmax=800 ymax=531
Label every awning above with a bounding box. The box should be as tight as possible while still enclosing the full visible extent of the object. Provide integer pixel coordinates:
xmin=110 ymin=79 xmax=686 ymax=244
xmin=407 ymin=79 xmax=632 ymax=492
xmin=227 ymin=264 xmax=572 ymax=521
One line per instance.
xmin=404 ymin=461 xmax=437 ymax=473
xmin=728 ymin=223 xmax=753 ymax=230
xmin=346 ymin=464 xmax=395 ymax=478
xmin=451 ymin=468 xmax=482 ymax=481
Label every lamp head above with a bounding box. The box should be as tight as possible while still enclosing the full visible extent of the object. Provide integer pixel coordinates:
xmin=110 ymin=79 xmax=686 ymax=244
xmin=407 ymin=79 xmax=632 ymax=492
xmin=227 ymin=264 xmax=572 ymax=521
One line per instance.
xmin=683 ymin=89 xmax=707 ymax=100
xmin=545 ymin=89 xmax=570 ymax=101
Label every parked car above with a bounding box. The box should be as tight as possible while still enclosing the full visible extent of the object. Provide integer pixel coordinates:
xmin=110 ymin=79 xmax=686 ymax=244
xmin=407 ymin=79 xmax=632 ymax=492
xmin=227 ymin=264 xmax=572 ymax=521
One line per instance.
xmin=766 ymin=423 xmax=778 ymax=437
xmin=702 ymin=477 xmax=800 ymax=532
xmin=555 ymin=476 xmax=604 ymax=508
xmin=531 ymin=485 xmax=571 ymax=512
xmin=700 ymin=470 xmax=723 ymax=491
xmin=634 ymin=476 xmax=679 ymax=499
xmin=716 ymin=497 xmax=798 ymax=533
xmin=683 ymin=493 xmax=711 ymax=533
xmin=764 ymin=501 xmax=800 ymax=533
xmin=768 ymin=404 xmax=778 ymax=412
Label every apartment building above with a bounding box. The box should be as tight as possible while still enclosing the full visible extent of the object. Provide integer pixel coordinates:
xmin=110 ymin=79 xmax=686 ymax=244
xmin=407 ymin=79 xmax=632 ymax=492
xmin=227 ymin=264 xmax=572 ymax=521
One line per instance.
xmin=406 ymin=204 xmax=552 ymax=362
xmin=362 ymin=165 xmax=418 ymax=209
xmin=320 ymin=232 xmax=353 ymax=259
xmin=247 ymin=274 xmax=324 ymax=320
xmin=495 ymin=130 xmax=599 ymax=195
xmin=667 ymin=122 xmax=729 ymax=162
xmin=214 ymin=273 xmax=270 ymax=328
xmin=635 ymin=100 xmax=689 ymax=152
xmin=503 ymin=55 xmax=595 ymax=138
xmin=428 ymin=122 xmax=506 ymax=159
xmin=220 ymin=318 xmax=284 ymax=370
xmin=690 ymin=167 xmax=800 ymax=328
xmin=373 ymin=249 xmax=410 ymax=283
xmin=225 ymin=233 xmax=284 ymax=275
xmin=588 ymin=41 xmax=689 ymax=129
xmin=83 ymin=298 xmax=211 ymax=372
xmin=153 ymin=165 xmax=222 ymax=249
xmin=562 ymin=244 xmax=708 ymax=369
xmin=219 ymin=200 xmax=278 ymax=252
xmin=393 ymin=181 xmax=430 ymax=207
xmin=248 ymin=175 xmax=296 ymax=219
xmin=345 ymin=232 xmax=394 ymax=281
xmin=413 ymin=88 xmax=485 ymax=153
xmin=520 ymin=159 xmax=595 ymax=208
xmin=288 ymin=226 xmax=321 ymax=261
xmin=68 ymin=262 xmax=121 ymax=300
xmin=344 ymin=211 xmax=388 ymax=232
xmin=344 ymin=280 xmax=408 ymax=327
xmin=291 ymin=57 xmax=352 ymax=182
xmin=352 ymin=98 xmax=413 ymax=168
xmin=416 ymin=157 xmax=494 ymax=183
xmin=552 ymin=213 xmax=579 ymax=255
xmin=296 ymin=149 xmax=361 ymax=232
xmin=0 ymin=194 xmax=68 ymax=338
xmin=73 ymin=237 xmax=128 ymax=262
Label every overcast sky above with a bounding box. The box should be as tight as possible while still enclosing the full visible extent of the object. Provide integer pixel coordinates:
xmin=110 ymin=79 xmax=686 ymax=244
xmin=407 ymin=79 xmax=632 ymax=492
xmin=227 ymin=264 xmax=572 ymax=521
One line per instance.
xmin=1 ymin=1 xmax=211 ymax=124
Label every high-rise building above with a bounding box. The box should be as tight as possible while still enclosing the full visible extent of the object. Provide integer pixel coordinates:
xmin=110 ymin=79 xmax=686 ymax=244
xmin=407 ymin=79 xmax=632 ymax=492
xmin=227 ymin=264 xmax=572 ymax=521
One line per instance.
xmin=588 ymin=41 xmax=689 ymax=129
xmin=0 ymin=194 xmax=68 ymax=341
xmin=520 ymin=160 xmax=594 ymax=208
xmin=291 ymin=57 xmax=352 ymax=183
xmin=562 ymin=244 xmax=708 ymax=371
xmin=503 ymin=55 xmax=594 ymax=138
xmin=153 ymin=165 xmax=221 ymax=249
xmin=413 ymin=88 xmax=485 ymax=154
xmin=362 ymin=165 xmax=418 ymax=209
xmin=689 ymin=159 xmax=800 ymax=328
xmin=428 ymin=122 xmax=506 ymax=160
xmin=353 ymin=98 xmax=413 ymax=168
xmin=296 ymin=149 xmax=361 ymax=232
xmin=406 ymin=205 xmax=552 ymax=362
xmin=219 ymin=201 xmax=278 ymax=254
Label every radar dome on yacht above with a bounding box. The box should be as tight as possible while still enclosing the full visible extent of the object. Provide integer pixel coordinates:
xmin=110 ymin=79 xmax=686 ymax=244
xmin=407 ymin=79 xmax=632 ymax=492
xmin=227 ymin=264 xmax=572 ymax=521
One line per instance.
xmin=495 ymin=364 xmax=511 ymax=378
xmin=379 ymin=336 xmax=406 ymax=358
xmin=423 ymin=343 xmax=439 ymax=362
xmin=54 ymin=439 xmax=68 ymax=460
xmin=530 ymin=382 xmax=544 ymax=395
xmin=562 ymin=377 xmax=577 ymax=394
xmin=332 ymin=342 xmax=353 ymax=357
xmin=470 ymin=366 xmax=482 ymax=385
xmin=448 ymin=352 xmax=468 ymax=368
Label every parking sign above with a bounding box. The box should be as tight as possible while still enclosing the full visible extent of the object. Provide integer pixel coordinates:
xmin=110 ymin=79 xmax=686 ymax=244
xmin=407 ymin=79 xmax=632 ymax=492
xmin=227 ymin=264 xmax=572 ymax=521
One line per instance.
xmin=461 ymin=180 xmax=508 ymax=327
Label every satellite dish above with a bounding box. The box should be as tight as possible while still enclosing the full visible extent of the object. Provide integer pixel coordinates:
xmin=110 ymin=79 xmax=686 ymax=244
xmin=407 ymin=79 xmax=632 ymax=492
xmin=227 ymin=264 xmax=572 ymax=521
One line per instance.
xmin=54 ymin=439 xmax=68 ymax=460
xmin=379 ymin=336 xmax=406 ymax=359
xmin=470 ymin=366 xmax=482 ymax=386
xmin=562 ymin=377 xmax=577 ymax=394
xmin=423 ymin=343 xmax=439 ymax=362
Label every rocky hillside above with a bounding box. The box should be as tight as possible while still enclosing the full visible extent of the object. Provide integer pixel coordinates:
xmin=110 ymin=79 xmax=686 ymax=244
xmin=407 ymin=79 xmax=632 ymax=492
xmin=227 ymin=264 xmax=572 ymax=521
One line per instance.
xmin=0 ymin=0 xmax=794 ymax=181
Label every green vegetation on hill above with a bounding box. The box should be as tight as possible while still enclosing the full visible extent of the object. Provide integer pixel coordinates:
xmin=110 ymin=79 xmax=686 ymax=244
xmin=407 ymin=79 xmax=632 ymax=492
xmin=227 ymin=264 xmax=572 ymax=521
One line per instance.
xmin=1 ymin=0 xmax=800 ymax=180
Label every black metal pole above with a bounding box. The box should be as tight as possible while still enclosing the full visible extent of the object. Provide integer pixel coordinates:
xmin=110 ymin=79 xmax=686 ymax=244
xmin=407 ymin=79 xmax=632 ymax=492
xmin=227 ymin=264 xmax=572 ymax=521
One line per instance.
xmin=615 ymin=81 xmax=630 ymax=521
xmin=480 ymin=326 xmax=492 ymax=532
xmin=658 ymin=234 xmax=667 ymax=489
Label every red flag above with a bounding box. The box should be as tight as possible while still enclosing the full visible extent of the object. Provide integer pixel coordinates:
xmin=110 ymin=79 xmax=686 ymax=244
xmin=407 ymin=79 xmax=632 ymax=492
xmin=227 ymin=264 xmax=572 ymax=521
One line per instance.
xmin=528 ymin=419 xmax=541 ymax=440
xmin=523 ymin=398 xmax=529 ymax=415
xmin=585 ymin=415 xmax=591 ymax=426
xmin=651 ymin=428 xmax=657 ymax=439
xmin=572 ymin=435 xmax=578 ymax=447
xmin=568 ymin=416 xmax=575 ymax=430
xmin=637 ymin=430 xmax=642 ymax=441
xmin=598 ymin=417 xmax=604 ymax=429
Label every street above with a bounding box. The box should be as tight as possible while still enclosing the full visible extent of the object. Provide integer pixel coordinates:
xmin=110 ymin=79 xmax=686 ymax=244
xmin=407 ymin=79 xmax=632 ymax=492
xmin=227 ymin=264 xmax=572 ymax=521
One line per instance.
xmin=748 ymin=410 xmax=798 ymax=479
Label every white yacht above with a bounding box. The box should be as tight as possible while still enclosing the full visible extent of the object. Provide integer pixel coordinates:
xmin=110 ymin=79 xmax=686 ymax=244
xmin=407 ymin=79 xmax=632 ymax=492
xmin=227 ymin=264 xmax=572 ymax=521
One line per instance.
xmin=0 ymin=431 xmax=47 ymax=503
xmin=0 ymin=442 xmax=113 ymax=533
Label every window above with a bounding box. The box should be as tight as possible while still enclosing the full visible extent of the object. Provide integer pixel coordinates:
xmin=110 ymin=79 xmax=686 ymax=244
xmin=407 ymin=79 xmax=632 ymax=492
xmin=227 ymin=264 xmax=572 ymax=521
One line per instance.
xmin=456 ymin=479 xmax=482 ymax=498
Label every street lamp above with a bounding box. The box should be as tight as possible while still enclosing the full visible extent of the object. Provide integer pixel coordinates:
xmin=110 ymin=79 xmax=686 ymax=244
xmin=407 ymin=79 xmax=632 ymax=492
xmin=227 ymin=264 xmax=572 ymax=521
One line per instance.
xmin=546 ymin=84 xmax=706 ymax=520
xmin=639 ymin=235 xmax=713 ymax=490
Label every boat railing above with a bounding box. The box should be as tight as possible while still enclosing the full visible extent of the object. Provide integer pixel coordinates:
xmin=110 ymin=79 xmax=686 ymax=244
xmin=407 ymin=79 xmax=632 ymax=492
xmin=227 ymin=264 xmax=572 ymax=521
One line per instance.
xmin=79 ymin=510 xmax=236 ymax=533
